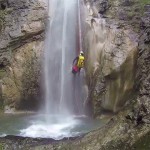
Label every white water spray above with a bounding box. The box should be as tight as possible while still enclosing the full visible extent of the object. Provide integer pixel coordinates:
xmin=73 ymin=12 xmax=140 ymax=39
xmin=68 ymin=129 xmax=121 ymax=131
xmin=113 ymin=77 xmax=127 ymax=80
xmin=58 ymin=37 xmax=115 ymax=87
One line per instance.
xmin=18 ymin=0 xmax=87 ymax=139
xmin=44 ymin=0 xmax=85 ymax=117
xmin=59 ymin=0 xmax=67 ymax=113
xmin=0 ymin=0 xmax=105 ymax=139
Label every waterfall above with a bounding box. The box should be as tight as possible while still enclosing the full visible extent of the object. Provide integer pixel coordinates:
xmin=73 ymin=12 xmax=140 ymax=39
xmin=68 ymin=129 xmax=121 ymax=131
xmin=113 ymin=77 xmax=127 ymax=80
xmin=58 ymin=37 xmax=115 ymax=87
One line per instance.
xmin=0 ymin=0 xmax=105 ymax=140
xmin=59 ymin=0 xmax=67 ymax=113
xmin=44 ymin=0 xmax=85 ymax=118
xmin=78 ymin=0 xmax=82 ymax=51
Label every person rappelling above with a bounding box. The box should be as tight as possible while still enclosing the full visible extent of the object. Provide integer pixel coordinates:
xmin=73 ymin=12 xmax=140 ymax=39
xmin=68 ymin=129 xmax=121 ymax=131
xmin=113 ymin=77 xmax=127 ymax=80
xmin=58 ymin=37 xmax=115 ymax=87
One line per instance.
xmin=72 ymin=51 xmax=85 ymax=74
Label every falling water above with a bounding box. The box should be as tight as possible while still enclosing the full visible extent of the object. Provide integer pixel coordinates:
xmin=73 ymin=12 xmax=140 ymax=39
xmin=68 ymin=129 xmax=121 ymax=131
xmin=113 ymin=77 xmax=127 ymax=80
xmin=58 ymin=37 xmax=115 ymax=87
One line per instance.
xmin=44 ymin=0 xmax=85 ymax=117
xmin=0 ymin=0 xmax=107 ymax=140
xmin=0 ymin=0 xmax=105 ymax=139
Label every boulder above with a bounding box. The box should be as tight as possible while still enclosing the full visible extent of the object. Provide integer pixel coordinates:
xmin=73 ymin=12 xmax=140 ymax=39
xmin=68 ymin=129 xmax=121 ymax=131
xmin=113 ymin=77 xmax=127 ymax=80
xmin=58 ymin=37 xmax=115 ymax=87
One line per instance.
xmin=84 ymin=3 xmax=138 ymax=115
xmin=2 ymin=41 xmax=44 ymax=111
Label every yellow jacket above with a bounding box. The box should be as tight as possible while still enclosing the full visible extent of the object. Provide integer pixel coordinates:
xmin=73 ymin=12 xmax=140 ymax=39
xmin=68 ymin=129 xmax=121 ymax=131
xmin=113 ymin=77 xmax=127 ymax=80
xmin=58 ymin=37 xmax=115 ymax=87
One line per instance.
xmin=77 ymin=55 xmax=84 ymax=68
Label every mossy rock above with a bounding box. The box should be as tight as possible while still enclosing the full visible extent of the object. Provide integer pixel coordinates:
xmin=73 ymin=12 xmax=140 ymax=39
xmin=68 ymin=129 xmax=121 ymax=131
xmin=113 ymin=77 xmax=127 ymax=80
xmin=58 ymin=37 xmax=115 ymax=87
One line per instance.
xmin=0 ymin=100 xmax=4 ymax=111
xmin=0 ymin=69 xmax=6 ymax=79
xmin=132 ymin=131 xmax=150 ymax=150
xmin=0 ymin=143 xmax=4 ymax=150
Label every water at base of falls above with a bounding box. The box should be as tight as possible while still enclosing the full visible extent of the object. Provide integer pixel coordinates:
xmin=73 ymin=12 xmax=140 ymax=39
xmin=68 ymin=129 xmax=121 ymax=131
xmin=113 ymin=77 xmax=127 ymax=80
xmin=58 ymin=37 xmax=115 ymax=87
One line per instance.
xmin=0 ymin=114 xmax=105 ymax=140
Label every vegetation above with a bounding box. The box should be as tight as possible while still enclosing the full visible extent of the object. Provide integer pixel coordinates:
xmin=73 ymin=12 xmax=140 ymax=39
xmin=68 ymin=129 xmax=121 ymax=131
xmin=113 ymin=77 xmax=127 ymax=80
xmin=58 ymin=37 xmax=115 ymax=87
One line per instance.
xmin=138 ymin=0 xmax=150 ymax=6
xmin=0 ymin=10 xmax=6 ymax=32
xmin=0 ymin=143 xmax=4 ymax=150
xmin=0 ymin=69 xmax=6 ymax=79
xmin=132 ymin=131 xmax=150 ymax=150
xmin=0 ymin=69 xmax=4 ymax=111
xmin=0 ymin=4 xmax=13 ymax=32
xmin=0 ymin=98 xmax=4 ymax=111
xmin=138 ymin=0 xmax=150 ymax=15
xmin=124 ymin=0 xmax=150 ymax=32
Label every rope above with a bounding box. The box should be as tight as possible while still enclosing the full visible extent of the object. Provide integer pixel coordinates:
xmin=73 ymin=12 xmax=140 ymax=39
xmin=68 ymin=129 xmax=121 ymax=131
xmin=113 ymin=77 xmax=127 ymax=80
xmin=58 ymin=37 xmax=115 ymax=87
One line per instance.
xmin=78 ymin=0 xmax=82 ymax=52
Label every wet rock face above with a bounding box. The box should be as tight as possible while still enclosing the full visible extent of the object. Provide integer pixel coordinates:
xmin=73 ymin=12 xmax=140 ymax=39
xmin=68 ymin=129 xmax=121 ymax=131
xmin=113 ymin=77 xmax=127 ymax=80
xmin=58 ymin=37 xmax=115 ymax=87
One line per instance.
xmin=84 ymin=0 xmax=150 ymax=117
xmin=0 ymin=1 xmax=8 ymax=10
xmin=0 ymin=0 xmax=47 ymax=111
xmin=85 ymin=0 xmax=109 ymax=16
xmin=136 ymin=9 xmax=150 ymax=117
xmin=0 ymin=0 xmax=46 ymax=66
xmin=2 ymin=41 xmax=44 ymax=111
xmin=84 ymin=5 xmax=138 ymax=116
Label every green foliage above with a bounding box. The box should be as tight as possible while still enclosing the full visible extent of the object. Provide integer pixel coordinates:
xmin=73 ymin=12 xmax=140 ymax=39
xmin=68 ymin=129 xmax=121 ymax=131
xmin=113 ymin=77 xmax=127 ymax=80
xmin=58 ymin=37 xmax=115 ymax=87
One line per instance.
xmin=139 ymin=0 xmax=150 ymax=5
xmin=0 ymin=69 xmax=6 ymax=79
xmin=0 ymin=143 xmax=4 ymax=150
xmin=132 ymin=131 xmax=150 ymax=150
xmin=0 ymin=100 xmax=4 ymax=111
xmin=127 ymin=11 xmax=134 ymax=18
xmin=0 ymin=10 xmax=6 ymax=31
xmin=0 ymin=69 xmax=4 ymax=111
xmin=0 ymin=7 xmax=13 ymax=32
xmin=137 ymin=0 xmax=150 ymax=12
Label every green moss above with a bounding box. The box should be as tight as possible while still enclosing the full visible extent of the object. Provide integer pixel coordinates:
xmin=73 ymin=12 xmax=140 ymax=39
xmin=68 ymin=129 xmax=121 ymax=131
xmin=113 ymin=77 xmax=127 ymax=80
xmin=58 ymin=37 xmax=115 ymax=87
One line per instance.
xmin=0 ymin=69 xmax=6 ymax=110
xmin=128 ymin=0 xmax=150 ymax=16
xmin=132 ymin=131 xmax=150 ymax=150
xmin=0 ymin=100 xmax=4 ymax=111
xmin=127 ymin=11 xmax=134 ymax=18
xmin=0 ymin=10 xmax=6 ymax=31
xmin=138 ymin=0 xmax=150 ymax=5
xmin=0 ymin=69 xmax=4 ymax=111
xmin=137 ymin=0 xmax=150 ymax=13
xmin=0 ymin=69 xmax=6 ymax=79
xmin=0 ymin=144 xmax=4 ymax=150
xmin=0 ymin=7 xmax=13 ymax=32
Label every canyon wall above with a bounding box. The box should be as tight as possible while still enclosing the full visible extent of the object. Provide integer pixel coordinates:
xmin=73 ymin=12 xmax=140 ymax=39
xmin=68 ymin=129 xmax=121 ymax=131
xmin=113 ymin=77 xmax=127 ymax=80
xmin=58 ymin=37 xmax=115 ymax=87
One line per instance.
xmin=0 ymin=0 xmax=47 ymax=112
xmin=83 ymin=0 xmax=148 ymax=118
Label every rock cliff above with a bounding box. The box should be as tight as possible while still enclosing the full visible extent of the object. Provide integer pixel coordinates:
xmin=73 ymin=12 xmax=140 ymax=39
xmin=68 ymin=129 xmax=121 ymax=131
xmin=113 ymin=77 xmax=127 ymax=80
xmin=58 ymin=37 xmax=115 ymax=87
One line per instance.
xmin=83 ymin=0 xmax=150 ymax=118
xmin=0 ymin=0 xmax=47 ymax=112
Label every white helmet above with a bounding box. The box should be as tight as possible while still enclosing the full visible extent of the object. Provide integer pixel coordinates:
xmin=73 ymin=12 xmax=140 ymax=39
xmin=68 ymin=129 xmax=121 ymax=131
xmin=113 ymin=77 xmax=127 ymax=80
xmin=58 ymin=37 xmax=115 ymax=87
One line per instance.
xmin=80 ymin=51 xmax=84 ymax=55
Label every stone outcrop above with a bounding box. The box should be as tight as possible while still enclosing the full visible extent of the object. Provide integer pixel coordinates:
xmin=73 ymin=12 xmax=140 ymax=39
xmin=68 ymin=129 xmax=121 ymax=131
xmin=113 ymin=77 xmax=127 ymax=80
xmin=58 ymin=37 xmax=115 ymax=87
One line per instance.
xmin=83 ymin=1 xmax=138 ymax=116
xmin=85 ymin=0 xmax=109 ymax=15
xmin=0 ymin=0 xmax=46 ymax=66
xmin=0 ymin=0 xmax=47 ymax=111
xmin=135 ymin=5 xmax=150 ymax=124
xmin=2 ymin=41 xmax=44 ymax=111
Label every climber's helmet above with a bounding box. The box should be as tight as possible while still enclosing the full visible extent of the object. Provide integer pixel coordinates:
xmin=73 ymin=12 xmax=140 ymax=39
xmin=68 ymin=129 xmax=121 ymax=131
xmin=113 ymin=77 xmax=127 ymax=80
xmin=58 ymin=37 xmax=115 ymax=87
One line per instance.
xmin=80 ymin=51 xmax=84 ymax=56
